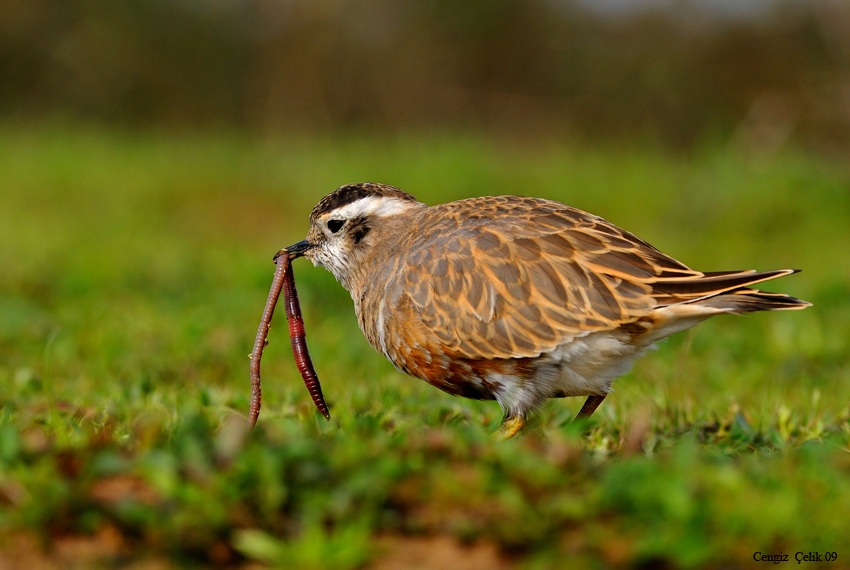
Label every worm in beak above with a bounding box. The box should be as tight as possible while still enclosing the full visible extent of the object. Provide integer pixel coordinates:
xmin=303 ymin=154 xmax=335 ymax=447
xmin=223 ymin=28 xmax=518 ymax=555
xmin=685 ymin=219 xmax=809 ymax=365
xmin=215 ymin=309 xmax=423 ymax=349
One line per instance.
xmin=249 ymin=243 xmax=329 ymax=426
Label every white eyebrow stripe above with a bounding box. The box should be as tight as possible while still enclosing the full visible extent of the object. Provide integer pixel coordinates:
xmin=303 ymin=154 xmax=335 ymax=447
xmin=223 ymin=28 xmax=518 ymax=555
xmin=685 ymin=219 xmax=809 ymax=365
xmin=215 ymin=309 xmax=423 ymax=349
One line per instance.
xmin=328 ymin=196 xmax=419 ymax=219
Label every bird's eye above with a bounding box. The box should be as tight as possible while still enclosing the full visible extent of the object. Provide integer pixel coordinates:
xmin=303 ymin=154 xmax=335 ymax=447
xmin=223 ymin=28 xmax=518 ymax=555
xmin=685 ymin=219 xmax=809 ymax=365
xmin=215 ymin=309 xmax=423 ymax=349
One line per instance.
xmin=327 ymin=219 xmax=345 ymax=234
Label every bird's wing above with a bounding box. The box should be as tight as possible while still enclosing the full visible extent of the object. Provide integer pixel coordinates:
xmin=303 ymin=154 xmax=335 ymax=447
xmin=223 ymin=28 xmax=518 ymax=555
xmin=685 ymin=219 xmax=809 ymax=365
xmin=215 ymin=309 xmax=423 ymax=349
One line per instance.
xmin=393 ymin=196 xmax=703 ymax=360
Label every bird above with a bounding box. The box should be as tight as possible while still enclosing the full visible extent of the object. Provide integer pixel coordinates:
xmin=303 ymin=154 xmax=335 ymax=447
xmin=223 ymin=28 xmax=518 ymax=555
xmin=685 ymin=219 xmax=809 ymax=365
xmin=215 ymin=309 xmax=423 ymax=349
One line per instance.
xmin=283 ymin=182 xmax=811 ymax=438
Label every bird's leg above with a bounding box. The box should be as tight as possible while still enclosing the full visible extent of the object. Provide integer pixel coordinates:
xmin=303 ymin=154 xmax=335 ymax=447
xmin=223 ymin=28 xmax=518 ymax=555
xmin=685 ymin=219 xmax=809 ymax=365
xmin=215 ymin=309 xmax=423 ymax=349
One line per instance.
xmin=575 ymin=394 xmax=606 ymax=420
xmin=494 ymin=414 xmax=526 ymax=440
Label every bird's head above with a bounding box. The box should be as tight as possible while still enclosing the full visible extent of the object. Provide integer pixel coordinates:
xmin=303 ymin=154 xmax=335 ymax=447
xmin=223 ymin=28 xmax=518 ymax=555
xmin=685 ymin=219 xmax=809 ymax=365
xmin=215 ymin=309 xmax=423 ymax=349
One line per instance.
xmin=281 ymin=183 xmax=424 ymax=290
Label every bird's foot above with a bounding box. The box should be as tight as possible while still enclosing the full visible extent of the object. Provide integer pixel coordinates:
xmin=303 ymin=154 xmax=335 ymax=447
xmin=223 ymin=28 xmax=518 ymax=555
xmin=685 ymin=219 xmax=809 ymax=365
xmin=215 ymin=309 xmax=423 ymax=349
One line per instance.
xmin=494 ymin=415 xmax=525 ymax=440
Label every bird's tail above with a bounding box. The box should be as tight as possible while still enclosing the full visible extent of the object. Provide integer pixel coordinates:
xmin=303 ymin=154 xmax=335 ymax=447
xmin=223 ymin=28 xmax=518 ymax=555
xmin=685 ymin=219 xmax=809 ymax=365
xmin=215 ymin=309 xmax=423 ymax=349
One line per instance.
xmin=694 ymin=287 xmax=811 ymax=313
xmin=671 ymin=269 xmax=811 ymax=314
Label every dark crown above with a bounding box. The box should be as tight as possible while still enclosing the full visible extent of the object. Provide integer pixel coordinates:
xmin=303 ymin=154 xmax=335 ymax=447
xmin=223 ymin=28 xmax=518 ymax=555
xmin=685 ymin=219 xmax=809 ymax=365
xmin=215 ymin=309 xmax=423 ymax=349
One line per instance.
xmin=311 ymin=183 xmax=419 ymax=219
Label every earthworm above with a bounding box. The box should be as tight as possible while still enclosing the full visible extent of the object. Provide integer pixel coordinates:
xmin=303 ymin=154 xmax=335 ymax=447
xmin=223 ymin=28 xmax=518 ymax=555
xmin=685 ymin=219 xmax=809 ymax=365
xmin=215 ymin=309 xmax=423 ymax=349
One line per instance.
xmin=248 ymin=250 xmax=330 ymax=427
xmin=282 ymin=254 xmax=331 ymax=420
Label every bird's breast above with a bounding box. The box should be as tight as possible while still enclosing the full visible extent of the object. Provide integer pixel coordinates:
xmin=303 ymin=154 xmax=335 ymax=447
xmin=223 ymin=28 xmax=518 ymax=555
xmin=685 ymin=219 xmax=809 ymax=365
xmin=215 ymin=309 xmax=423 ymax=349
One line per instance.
xmin=354 ymin=283 xmax=516 ymax=401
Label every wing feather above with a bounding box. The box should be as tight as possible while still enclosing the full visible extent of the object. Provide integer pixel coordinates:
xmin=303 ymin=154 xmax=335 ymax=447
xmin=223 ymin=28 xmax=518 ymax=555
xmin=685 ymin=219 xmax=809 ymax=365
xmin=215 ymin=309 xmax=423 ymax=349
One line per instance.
xmin=388 ymin=196 xmax=792 ymax=360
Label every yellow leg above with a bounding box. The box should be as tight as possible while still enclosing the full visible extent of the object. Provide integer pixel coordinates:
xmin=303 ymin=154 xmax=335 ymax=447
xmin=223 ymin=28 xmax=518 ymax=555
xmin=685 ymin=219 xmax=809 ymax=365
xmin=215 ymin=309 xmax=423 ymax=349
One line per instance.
xmin=494 ymin=415 xmax=525 ymax=440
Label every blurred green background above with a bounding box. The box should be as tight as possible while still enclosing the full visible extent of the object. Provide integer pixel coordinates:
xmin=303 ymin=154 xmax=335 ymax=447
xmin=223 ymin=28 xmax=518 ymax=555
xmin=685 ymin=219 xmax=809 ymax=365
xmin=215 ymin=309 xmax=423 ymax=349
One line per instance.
xmin=1 ymin=2 xmax=849 ymax=569
xmin=4 ymin=0 xmax=850 ymax=151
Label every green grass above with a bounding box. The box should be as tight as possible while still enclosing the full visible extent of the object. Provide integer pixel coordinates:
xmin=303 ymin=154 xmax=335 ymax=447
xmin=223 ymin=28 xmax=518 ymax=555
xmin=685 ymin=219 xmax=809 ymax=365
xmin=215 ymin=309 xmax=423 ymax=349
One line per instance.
xmin=0 ymin=123 xmax=848 ymax=568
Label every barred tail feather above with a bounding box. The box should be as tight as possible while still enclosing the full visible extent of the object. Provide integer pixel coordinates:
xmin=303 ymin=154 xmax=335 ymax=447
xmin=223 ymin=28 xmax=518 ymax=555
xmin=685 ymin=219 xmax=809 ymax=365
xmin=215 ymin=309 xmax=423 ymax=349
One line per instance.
xmin=653 ymin=268 xmax=810 ymax=314
xmin=695 ymin=289 xmax=811 ymax=314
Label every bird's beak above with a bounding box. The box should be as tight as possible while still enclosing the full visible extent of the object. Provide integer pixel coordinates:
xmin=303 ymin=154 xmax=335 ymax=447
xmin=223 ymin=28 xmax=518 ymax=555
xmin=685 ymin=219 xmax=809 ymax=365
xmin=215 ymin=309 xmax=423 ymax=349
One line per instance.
xmin=274 ymin=240 xmax=312 ymax=261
